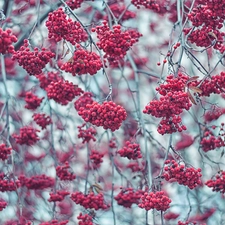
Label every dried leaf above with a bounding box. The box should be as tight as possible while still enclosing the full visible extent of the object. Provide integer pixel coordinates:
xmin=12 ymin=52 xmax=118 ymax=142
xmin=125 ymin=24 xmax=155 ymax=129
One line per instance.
xmin=189 ymin=86 xmax=203 ymax=94
xmin=186 ymin=76 xmax=199 ymax=84
xmin=67 ymin=56 xmax=74 ymax=63
xmin=187 ymin=89 xmax=197 ymax=105
xmin=208 ymin=32 xmax=217 ymax=40
xmin=92 ymin=183 xmax=103 ymax=194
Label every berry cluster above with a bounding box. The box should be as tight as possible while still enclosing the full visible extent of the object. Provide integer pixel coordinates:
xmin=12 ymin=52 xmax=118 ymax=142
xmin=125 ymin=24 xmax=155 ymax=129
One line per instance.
xmin=66 ymin=0 xmax=84 ymax=9
xmin=126 ymin=161 xmax=143 ymax=172
xmin=56 ymin=162 xmax=76 ymax=181
xmin=37 ymin=72 xmax=60 ymax=90
xmin=12 ymin=39 xmax=55 ymax=75
xmin=205 ymin=170 xmax=225 ymax=193
xmin=13 ymin=127 xmax=40 ymax=146
xmin=184 ymin=0 xmax=225 ymax=52
xmin=109 ymin=138 xmax=117 ymax=149
xmin=0 ymin=144 xmax=12 ymax=161
xmin=96 ymin=3 xmax=136 ymax=22
xmin=74 ymin=92 xmax=94 ymax=111
xmin=48 ymin=190 xmax=70 ymax=202
xmin=78 ymin=124 xmax=97 ymax=143
xmin=0 ymin=200 xmax=7 ymax=211
xmin=131 ymin=0 xmax=170 ymax=13
xmin=46 ymin=8 xmax=87 ymax=45
xmin=70 ymin=191 xmax=109 ymax=210
xmin=77 ymin=213 xmax=93 ymax=225
xmin=40 ymin=220 xmax=68 ymax=225
xmin=0 ymin=28 xmax=17 ymax=54
xmin=198 ymin=72 xmax=225 ymax=96
xmin=200 ymin=129 xmax=225 ymax=152
xmin=143 ymin=74 xmax=192 ymax=135
xmin=19 ymin=174 xmax=55 ymax=190
xmin=0 ymin=173 xmax=20 ymax=192
xmin=77 ymin=101 xmax=127 ymax=131
xmin=90 ymin=150 xmax=104 ymax=169
xmin=138 ymin=191 xmax=171 ymax=211
xmin=61 ymin=48 xmax=102 ymax=76
xmin=162 ymin=160 xmax=202 ymax=189
xmin=114 ymin=188 xmax=144 ymax=208
xmin=117 ymin=140 xmax=142 ymax=160
xmin=46 ymin=79 xmax=83 ymax=105
xmin=32 ymin=113 xmax=52 ymax=129
xmin=24 ymin=92 xmax=44 ymax=110
xmin=92 ymin=21 xmax=141 ymax=65
xmin=204 ymin=107 xmax=225 ymax=122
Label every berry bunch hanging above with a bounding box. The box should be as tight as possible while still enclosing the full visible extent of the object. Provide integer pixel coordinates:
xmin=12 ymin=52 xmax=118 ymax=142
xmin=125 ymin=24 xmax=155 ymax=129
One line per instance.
xmin=78 ymin=124 xmax=97 ymax=143
xmin=24 ymin=92 xmax=44 ymax=110
xmin=138 ymin=191 xmax=171 ymax=211
xmin=77 ymin=101 xmax=127 ymax=131
xmin=117 ymin=140 xmax=142 ymax=160
xmin=61 ymin=48 xmax=102 ymax=76
xmin=32 ymin=113 xmax=52 ymax=129
xmin=56 ymin=162 xmax=76 ymax=181
xmin=205 ymin=170 xmax=225 ymax=193
xmin=48 ymin=190 xmax=70 ymax=202
xmin=143 ymin=73 xmax=192 ymax=135
xmin=0 ymin=144 xmax=12 ymax=161
xmin=12 ymin=39 xmax=55 ymax=76
xmin=0 ymin=28 xmax=17 ymax=54
xmin=92 ymin=21 xmax=141 ymax=65
xmin=46 ymin=79 xmax=83 ymax=105
xmin=70 ymin=191 xmax=109 ymax=210
xmin=162 ymin=160 xmax=202 ymax=189
xmin=77 ymin=213 xmax=93 ymax=225
xmin=74 ymin=92 xmax=94 ymax=111
xmin=13 ymin=127 xmax=40 ymax=146
xmin=90 ymin=150 xmax=104 ymax=169
xmin=46 ymin=8 xmax=87 ymax=45
xmin=114 ymin=187 xmax=144 ymax=208
xmin=0 ymin=173 xmax=20 ymax=192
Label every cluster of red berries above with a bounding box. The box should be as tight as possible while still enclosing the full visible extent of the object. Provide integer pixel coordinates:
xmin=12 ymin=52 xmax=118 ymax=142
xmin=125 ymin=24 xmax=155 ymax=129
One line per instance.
xmin=117 ymin=140 xmax=142 ymax=160
xmin=95 ymin=3 xmax=136 ymax=22
xmin=90 ymin=150 xmax=104 ymax=169
xmin=37 ymin=72 xmax=60 ymax=90
xmin=56 ymin=162 xmax=76 ymax=181
xmin=66 ymin=0 xmax=84 ymax=9
xmin=184 ymin=0 xmax=225 ymax=52
xmin=48 ymin=190 xmax=70 ymax=202
xmin=70 ymin=191 xmax=109 ymax=210
xmin=77 ymin=101 xmax=127 ymax=131
xmin=114 ymin=187 xmax=144 ymax=208
xmin=0 ymin=144 xmax=12 ymax=161
xmin=40 ymin=220 xmax=68 ymax=225
xmin=198 ymin=72 xmax=225 ymax=96
xmin=74 ymin=92 xmax=94 ymax=111
xmin=162 ymin=160 xmax=202 ymax=189
xmin=46 ymin=79 xmax=83 ymax=105
xmin=78 ymin=124 xmax=97 ymax=143
xmin=19 ymin=174 xmax=55 ymax=190
xmin=143 ymin=74 xmax=191 ymax=135
xmin=205 ymin=170 xmax=225 ymax=193
xmin=109 ymin=138 xmax=117 ymax=149
xmin=126 ymin=161 xmax=143 ymax=172
xmin=131 ymin=0 xmax=170 ymax=13
xmin=24 ymin=92 xmax=44 ymax=110
xmin=61 ymin=48 xmax=102 ymax=76
xmin=32 ymin=113 xmax=52 ymax=129
xmin=204 ymin=107 xmax=225 ymax=122
xmin=92 ymin=21 xmax=141 ymax=65
xmin=0 ymin=200 xmax=7 ymax=211
xmin=12 ymin=39 xmax=55 ymax=75
xmin=13 ymin=127 xmax=40 ymax=146
xmin=200 ymin=129 xmax=225 ymax=152
xmin=46 ymin=8 xmax=87 ymax=45
xmin=77 ymin=213 xmax=93 ymax=225
xmin=138 ymin=191 xmax=171 ymax=211
xmin=0 ymin=28 xmax=17 ymax=54
xmin=0 ymin=173 xmax=20 ymax=192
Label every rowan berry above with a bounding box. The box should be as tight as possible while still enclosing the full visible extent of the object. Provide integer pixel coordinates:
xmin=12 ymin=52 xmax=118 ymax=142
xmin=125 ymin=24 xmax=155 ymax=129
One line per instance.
xmin=0 ymin=28 xmax=17 ymax=54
